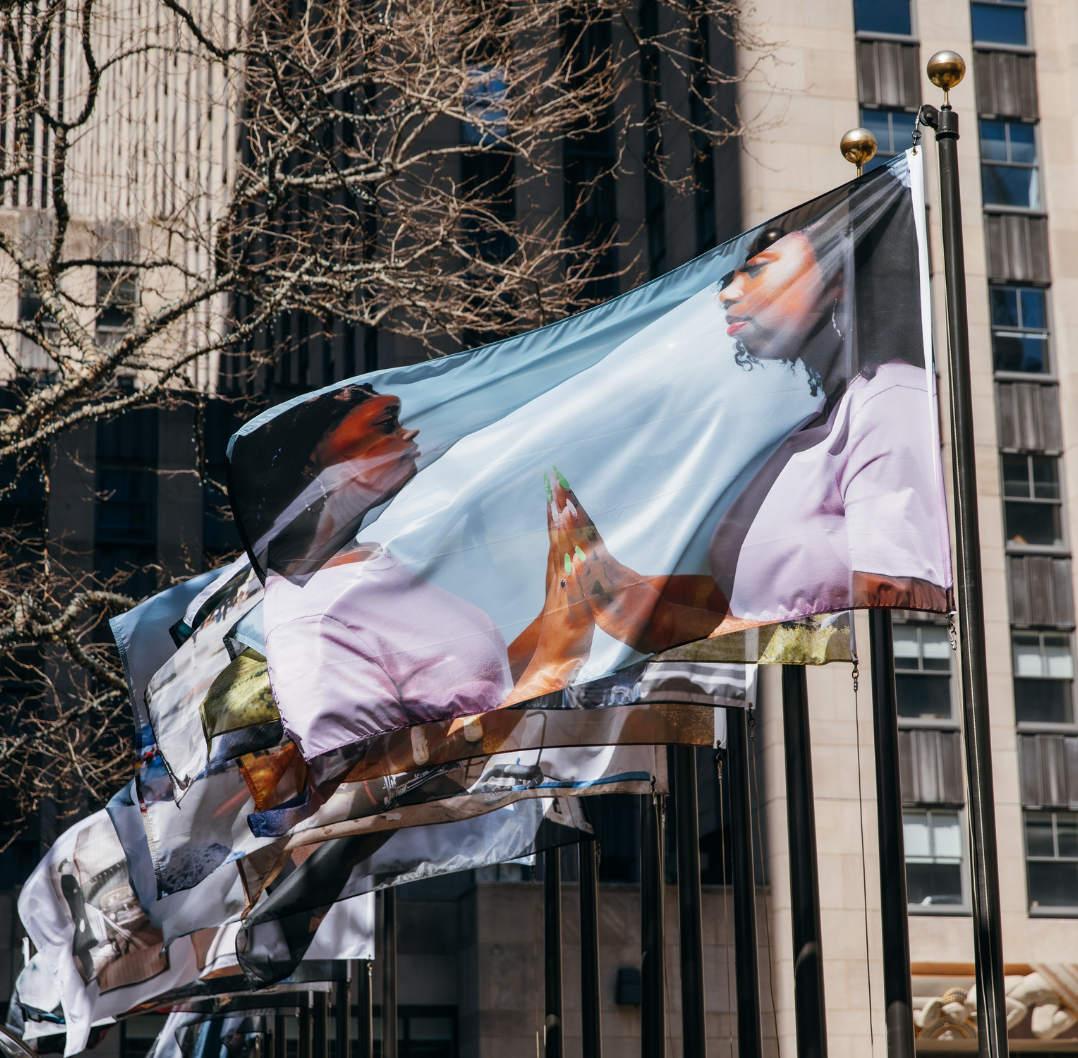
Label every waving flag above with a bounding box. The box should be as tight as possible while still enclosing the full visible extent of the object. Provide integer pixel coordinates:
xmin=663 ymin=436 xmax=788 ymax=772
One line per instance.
xmin=236 ymin=795 xmax=591 ymax=986
xmin=227 ymin=152 xmax=949 ymax=761
xmin=16 ymin=808 xmax=372 ymax=1056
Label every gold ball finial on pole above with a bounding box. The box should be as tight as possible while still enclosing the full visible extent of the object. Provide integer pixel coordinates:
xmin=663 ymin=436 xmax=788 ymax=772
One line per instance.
xmin=927 ymin=50 xmax=966 ymax=106
xmin=840 ymin=127 xmax=877 ymax=178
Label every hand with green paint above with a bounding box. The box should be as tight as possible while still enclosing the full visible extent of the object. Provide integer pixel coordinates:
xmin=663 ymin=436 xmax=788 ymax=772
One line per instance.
xmin=501 ymin=469 xmax=596 ymax=706
xmin=547 ymin=467 xmax=733 ymax=655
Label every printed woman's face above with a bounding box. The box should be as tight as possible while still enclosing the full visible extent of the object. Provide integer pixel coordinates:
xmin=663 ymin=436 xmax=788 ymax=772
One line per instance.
xmin=719 ymin=231 xmax=827 ymax=361
xmin=314 ymin=394 xmax=420 ymax=497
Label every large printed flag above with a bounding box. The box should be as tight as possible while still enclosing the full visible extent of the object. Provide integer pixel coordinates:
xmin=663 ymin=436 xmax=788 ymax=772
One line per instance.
xmin=227 ymin=151 xmax=949 ymax=762
xmin=15 ymin=808 xmax=373 ymax=1057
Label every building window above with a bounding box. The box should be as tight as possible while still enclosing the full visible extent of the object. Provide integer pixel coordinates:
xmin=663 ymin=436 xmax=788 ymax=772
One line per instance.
xmin=97 ymin=266 xmax=137 ymax=345
xmin=96 ymin=407 xmax=158 ymax=598
xmin=860 ymin=108 xmax=917 ymax=172
xmin=894 ymin=622 xmax=953 ymax=720
xmin=854 ymin=0 xmax=912 ymax=36
xmin=1002 ymin=453 xmax=1063 ymax=548
xmin=904 ymin=808 xmax=964 ymax=908
xmin=1013 ymin=631 xmax=1074 ymax=724
xmin=971 ymin=0 xmax=1028 ymax=47
xmin=991 ymin=284 xmax=1049 ymax=373
xmin=980 ymin=120 xmax=1039 ymax=209
xmin=1026 ymin=810 xmax=1078 ymax=911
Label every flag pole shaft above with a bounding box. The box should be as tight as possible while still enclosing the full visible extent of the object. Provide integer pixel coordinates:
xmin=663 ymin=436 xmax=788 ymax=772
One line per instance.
xmin=299 ymin=993 xmax=312 ymax=1058
xmin=544 ymin=846 xmax=564 ymax=1058
xmin=640 ymin=793 xmax=665 ymax=1058
xmin=579 ymin=838 xmax=603 ymax=1058
xmin=357 ymin=960 xmax=373 ymax=1058
xmin=727 ymin=709 xmax=763 ymax=1058
xmin=313 ymin=991 xmax=328 ymax=1058
xmin=273 ymin=1012 xmax=285 ymax=1058
xmin=928 ymin=101 xmax=1009 ymax=1058
xmin=674 ymin=746 xmax=706 ymax=1058
xmin=869 ymin=610 xmax=914 ymax=1058
xmin=336 ymin=965 xmax=352 ymax=1058
xmin=782 ymin=665 xmax=827 ymax=1058
xmin=382 ymin=889 xmax=398 ymax=1058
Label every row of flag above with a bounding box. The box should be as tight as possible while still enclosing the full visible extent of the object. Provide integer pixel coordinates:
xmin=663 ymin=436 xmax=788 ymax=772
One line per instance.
xmin=8 ymin=149 xmax=951 ymax=1058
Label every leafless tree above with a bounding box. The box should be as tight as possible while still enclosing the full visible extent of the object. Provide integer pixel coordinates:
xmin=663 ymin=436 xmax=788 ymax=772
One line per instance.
xmin=0 ymin=0 xmax=773 ymax=830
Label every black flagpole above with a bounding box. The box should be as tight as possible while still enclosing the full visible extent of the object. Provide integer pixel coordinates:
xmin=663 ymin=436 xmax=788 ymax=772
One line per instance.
xmin=382 ymin=889 xmax=398 ymax=1058
xmin=782 ymin=665 xmax=827 ymax=1058
xmin=674 ymin=746 xmax=706 ymax=1058
xmin=357 ymin=960 xmax=373 ymax=1058
xmin=921 ymin=50 xmax=1009 ymax=1058
xmin=579 ymin=838 xmax=603 ymax=1058
xmin=544 ymin=847 xmax=564 ymax=1058
xmin=313 ymin=991 xmax=328 ymax=1058
xmin=299 ymin=992 xmax=312 ymax=1058
xmin=273 ymin=1011 xmax=285 ymax=1058
xmin=336 ymin=965 xmax=352 ymax=1058
xmin=640 ymin=792 xmax=665 ymax=1058
xmin=869 ymin=610 xmax=915 ymax=1058
xmin=727 ymin=709 xmax=763 ymax=1058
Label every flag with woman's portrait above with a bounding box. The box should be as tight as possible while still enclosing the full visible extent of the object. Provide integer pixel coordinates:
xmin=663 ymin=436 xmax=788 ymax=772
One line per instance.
xmin=228 ymin=149 xmax=950 ymax=762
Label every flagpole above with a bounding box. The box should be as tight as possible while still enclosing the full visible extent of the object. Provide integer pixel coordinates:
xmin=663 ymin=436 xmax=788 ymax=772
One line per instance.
xmin=674 ymin=746 xmax=706 ymax=1058
xmin=336 ymin=965 xmax=352 ymax=1058
xmin=299 ymin=993 xmax=312 ymax=1058
xmin=782 ymin=665 xmax=827 ymax=1058
xmin=869 ymin=610 xmax=915 ymax=1058
xmin=640 ymin=792 xmax=665 ymax=1058
xmin=727 ymin=708 xmax=763 ymax=1058
xmin=544 ymin=846 xmax=564 ymax=1058
xmin=357 ymin=960 xmax=374 ymax=1058
xmin=920 ymin=51 xmax=1009 ymax=1058
xmin=579 ymin=838 xmax=603 ymax=1058
xmin=382 ymin=889 xmax=398 ymax=1058
xmin=274 ymin=1010 xmax=285 ymax=1058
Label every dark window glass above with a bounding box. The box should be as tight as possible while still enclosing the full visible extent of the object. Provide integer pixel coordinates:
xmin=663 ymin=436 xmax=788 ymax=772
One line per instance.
xmin=1026 ymin=811 xmax=1078 ymax=910
xmin=1002 ymin=455 xmax=1064 ymax=548
xmin=971 ymin=0 xmax=1027 ymax=46
xmin=861 ymin=109 xmax=918 ymax=173
xmin=854 ymin=0 xmax=912 ymax=35
xmin=980 ymin=120 xmax=1040 ymax=209
xmin=991 ymin=285 xmax=1048 ymax=373
xmin=1005 ymin=502 xmax=1062 ymax=547
xmin=97 ymin=267 xmax=137 ymax=334
xmin=896 ymin=674 xmax=953 ymax=719
xmin=893 ymin=624 xmax=953 ymax=718
xmin=904 ymin=809 xmax=964 ymax=907
xmin=96 ymin=407 xmax=157 ymax=596
xmin=1013 ymin=632 xmax=1074 ymax=724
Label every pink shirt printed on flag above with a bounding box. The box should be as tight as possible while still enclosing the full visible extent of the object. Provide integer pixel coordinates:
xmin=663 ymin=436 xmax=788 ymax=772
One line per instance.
xmin=263 ymin=546 xmax=512 ymax=759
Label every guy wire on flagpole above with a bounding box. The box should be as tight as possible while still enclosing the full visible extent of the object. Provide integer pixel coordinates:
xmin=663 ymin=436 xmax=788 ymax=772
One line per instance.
xmin=919 ymin=50 xmax=1010 ymax=1058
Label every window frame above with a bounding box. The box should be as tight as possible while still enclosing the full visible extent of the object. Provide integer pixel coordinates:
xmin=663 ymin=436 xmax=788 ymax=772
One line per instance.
xmin=1012 ymin=628 xmax=1077 ymax=730
xmin=852 ymin=0 xmax=917 ymax=40
xmin=971 ymin=0 xmax=1030 ymax=49
xmin=905 ymin=806 xmax=971 ymax=916
xmin=1025 ymin=808 xmax=1078 ymax=916
xmin=1001 ymin=452 xmax=1067 ymax=552
xmin=979 ymin=118 xmax=1042 ymax=213
xmin=894 ymin=617 xmax=960 ymax=730
xmin=96 ymin=265 xmax=138 ymax=346
xmin=990 ymin=282 xmax=1052 ymax=379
